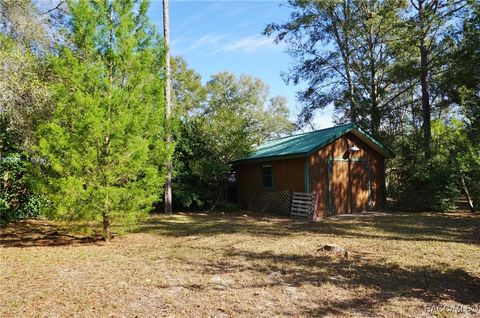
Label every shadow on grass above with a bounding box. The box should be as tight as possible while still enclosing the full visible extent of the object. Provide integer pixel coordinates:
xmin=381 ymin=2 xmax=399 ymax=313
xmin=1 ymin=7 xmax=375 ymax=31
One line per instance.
xmin=182 ymin=247 xmax=480 ymax=316
xmin=140 ymin=211 xmax=480 ymax=244
xmin=135 ymin=212 xmax=295 ymax=237
xmin=293 ymin=212 xmax=480 ymax=244
xmin=141 ymin=211 xmax=480 ymax=315
xmin=0 ymin=220 xmax=104 ymax=248
xmin=270 ymin=250 xmax=478 ymax=315
xmin=2 ymin=210 xmax=479 ymax=248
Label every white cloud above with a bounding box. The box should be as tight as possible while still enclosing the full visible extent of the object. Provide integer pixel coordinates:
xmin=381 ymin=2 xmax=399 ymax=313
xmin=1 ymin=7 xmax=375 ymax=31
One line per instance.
xmin=182 ymin=33 xmax=229 ymax=53
xmin=175 ymin=33 xmax=283 ymax=55
xmin=213 ymin=35 xmax=283 ymax=54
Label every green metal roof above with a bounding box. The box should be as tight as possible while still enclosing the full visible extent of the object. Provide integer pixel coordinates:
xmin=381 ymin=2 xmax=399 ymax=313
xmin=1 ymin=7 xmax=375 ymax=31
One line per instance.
xmin=234 ymin=123 xmax=394 ymax=163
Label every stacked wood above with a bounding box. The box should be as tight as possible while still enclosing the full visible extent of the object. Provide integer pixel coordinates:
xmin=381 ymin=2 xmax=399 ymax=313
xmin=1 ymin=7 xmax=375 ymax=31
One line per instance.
xmin=291 ymin=192 xmax=317 ymax=218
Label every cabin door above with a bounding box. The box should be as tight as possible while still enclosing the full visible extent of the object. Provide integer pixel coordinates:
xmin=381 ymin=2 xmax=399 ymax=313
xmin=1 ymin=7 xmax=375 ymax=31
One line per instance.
xmin=328 ymin=159 xmax=370 ymax=215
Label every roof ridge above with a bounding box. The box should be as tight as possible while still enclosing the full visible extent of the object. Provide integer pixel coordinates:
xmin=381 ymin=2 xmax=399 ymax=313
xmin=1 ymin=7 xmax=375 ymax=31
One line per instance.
xmin=233 ymin=122 xmax=394 ymax=163
xmin=264 ymin=122 xmax=354 ymax=144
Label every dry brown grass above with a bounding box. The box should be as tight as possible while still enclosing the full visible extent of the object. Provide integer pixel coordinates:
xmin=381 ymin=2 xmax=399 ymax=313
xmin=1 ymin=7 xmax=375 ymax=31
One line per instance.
xmin=1 ymin=210 xmax=480 ymax=317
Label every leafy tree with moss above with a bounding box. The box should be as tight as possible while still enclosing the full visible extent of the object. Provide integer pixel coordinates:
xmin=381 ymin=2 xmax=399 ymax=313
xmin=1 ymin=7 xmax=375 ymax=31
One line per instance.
xmin=0 ymin=0 xmax=56 ymax=221
xmin=35 ymin=0 xmax=167 ymax=239
xmin=440 ymin=1 xmax=480 ymax=211
xmin=174 ymin=71 xmax=294 ymax=208
xmin=264 ymin=0 xmax=409 ymax=138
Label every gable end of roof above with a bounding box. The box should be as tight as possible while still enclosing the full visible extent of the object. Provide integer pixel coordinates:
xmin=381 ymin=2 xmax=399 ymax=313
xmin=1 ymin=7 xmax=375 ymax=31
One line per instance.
xmin=233 ymin=123 xmax=394 ymax=164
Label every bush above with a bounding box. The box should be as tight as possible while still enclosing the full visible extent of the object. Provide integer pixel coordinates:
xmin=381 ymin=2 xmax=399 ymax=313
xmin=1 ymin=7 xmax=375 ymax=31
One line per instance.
xmin=0 ymin=153 xmax=47 ymax=222
xmin=390 ymin=154 xmax=460 ymax=211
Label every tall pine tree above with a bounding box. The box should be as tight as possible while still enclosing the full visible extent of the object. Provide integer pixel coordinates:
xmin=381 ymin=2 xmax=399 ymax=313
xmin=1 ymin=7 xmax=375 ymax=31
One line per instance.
xmin=406 ymin=0 xmax=467 ymax=159
xmin=264 ymin=0 xmax=407 ymax=136
xmin=36 ymin=0 xmax=166 ymax=239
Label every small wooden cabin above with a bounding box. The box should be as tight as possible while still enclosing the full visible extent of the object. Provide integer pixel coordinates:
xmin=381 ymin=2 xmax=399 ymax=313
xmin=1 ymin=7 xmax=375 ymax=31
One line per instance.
xmin=233 ymin=123 xmax=394 ymax=218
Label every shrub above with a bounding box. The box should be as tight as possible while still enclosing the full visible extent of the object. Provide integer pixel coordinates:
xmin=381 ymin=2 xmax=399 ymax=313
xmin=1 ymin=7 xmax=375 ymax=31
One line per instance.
xmin=390 ymin=153 xmax=460 ymax=211
xmin=0 ymin=153 xmax=47 ymax=222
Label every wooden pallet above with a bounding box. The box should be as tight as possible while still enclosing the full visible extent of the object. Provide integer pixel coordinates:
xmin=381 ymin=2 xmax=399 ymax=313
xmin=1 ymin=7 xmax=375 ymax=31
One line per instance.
xmin=291 ymin=192 xmax=317 ymax=219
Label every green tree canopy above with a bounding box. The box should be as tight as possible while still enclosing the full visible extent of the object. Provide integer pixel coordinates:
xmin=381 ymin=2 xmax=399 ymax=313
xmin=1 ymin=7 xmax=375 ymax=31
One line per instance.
xmin=35 ymin=0 xmax=167 ymax=238
xmin=265 ymin=0 xmax=477 ymax=211
xmin=174 ymin=71 xmax=294 ymax=208
xmin=264 ymin=0 xmax=409 ymax=137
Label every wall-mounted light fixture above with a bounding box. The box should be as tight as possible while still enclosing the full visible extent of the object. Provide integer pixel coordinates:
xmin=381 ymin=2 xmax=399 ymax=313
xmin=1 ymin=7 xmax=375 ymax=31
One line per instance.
xmin=344 ymin=142 xmax=359 ymax=159
xmin=350 ymin=145 xmax=360 ymax=152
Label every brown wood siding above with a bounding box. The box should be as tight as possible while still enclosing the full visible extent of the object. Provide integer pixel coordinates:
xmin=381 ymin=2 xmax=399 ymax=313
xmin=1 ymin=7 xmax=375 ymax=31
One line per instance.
xmin=308 ymin=132 xmax=386 ymax=218
xmin=236 ymin=132 xmax=387 ymax=217
xmin=236 ymin=157 xmax=305 ymax=208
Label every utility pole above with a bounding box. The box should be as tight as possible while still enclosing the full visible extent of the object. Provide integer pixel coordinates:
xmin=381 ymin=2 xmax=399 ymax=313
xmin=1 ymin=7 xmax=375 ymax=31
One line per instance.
xmin=163 ymin=0 xmax=172 ymax=214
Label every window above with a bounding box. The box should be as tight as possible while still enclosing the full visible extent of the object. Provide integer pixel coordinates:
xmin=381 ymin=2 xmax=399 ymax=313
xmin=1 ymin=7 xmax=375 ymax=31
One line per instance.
xmin=261 ymin=165 xmax=273 ymax=188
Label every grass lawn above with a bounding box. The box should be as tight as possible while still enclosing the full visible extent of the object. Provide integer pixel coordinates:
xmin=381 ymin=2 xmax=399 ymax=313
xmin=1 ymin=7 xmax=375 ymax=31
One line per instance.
xmin=1 ymin=210 xmax=480 ymax=317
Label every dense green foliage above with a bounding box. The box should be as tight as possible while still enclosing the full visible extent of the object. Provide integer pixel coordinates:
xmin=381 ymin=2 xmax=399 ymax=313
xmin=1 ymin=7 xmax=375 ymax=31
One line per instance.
xmin=0 ymin=35 xmax=51 ymax=146
xmin=0 ymin=0 xmax=478 ymax=226
xmin=0 ymin=0 xmax=293 ymax=226
xmin=0 ymin=120 xmax=46 ymax=222
xmin=390 ymin=118 xmax=479 ymax=211
xmin=34 ymin=0 xmax=167 ymax=237
xmin=445 ymin=1 xmax=480 ymax=209
xmin=266 ymin=0 xmax=479 ymax=211
xmin=264 ymin=0 xmax=409 ymax=137
xmin=173 ymin=71 xmax=294 ymax=208
xmin=0 ymin=1 xmax=52 ymax=222
xmin=389 ymin=126 xmax=458 ymax=211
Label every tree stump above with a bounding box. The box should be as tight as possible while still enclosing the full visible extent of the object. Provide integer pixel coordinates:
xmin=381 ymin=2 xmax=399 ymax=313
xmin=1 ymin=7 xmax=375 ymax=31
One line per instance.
xmin=322 ymin=244 xmax=344 ymax=253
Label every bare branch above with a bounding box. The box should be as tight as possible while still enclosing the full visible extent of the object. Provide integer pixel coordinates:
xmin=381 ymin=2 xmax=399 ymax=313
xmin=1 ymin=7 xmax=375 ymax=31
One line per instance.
xmin=41 ymin=1 xmax=66 ymax=15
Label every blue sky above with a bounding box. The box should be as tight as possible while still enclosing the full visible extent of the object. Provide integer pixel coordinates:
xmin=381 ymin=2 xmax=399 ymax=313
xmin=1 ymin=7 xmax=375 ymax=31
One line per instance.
xmin=149 ymin=0 xmax=334 ymax=129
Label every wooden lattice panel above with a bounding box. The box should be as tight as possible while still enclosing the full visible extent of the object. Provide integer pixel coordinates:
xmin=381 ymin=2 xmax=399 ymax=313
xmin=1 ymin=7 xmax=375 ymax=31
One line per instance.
xmin=248 ymin=191 xmax=291 ymax=215
xmin=291 ymin=192 xmax=317 ymax=218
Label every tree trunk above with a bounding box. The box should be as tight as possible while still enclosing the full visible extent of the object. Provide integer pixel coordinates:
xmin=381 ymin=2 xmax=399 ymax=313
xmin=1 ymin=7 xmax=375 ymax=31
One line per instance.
xmin=460 ymin=173 xmax=475 ymax=212
xmin=102 ymin=5 xmax=113 ymax=241
xmin=346 ymin=63 xmax=356 ymax=123
xmin=163 ymin=0 xmax=172 ymax=214
xmin=417 ymin=0 xmax=432 ymax=160
xmin=368 ymin=26 xmax=380 ymax=137
xmin=344 ymin=0 xmax=356 ymax=123
xmin=420 ymin=41 xmax=431 ymax=160
xmin=331 ymin=0 xmax=356 ymax=123
xmin=453 ymin=154 xmax=475 ymax=213
xmin=102 ymin=210 xmax=111 ymax=241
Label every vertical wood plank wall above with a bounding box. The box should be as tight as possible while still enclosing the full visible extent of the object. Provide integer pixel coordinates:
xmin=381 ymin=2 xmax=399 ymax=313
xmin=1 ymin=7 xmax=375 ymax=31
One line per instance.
xmin=236 ymin=157 xmax=305 ymax=209
xmin=308 ymin=132 xmax=385 ymax=218
xmin=235 ymin=132 xmax=386 ymax=218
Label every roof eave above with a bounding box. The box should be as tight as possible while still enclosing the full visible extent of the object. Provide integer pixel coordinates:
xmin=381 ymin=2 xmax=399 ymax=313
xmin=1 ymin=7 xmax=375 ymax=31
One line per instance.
xmin=232 ymin=152 xmax=308 ymax=165
xmin=351 ymin=126 xmax=395 ymax=158
xmin=232 ymin=123 xmax=395 ymax=164
xmin=305 ymin=124 xmax=355 ymax=156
